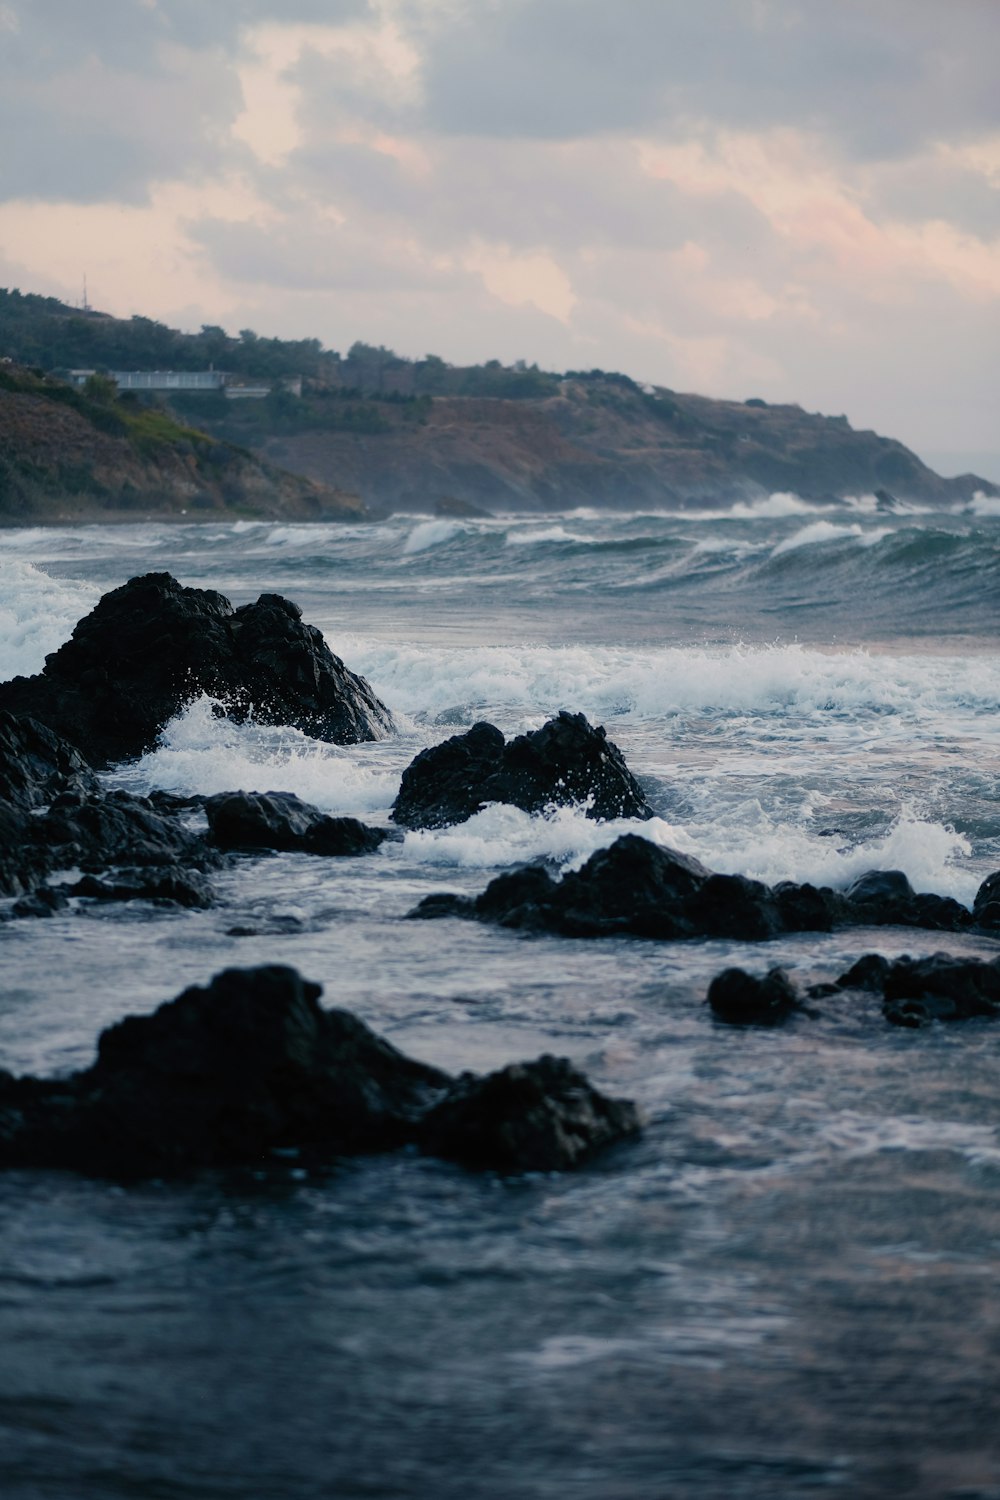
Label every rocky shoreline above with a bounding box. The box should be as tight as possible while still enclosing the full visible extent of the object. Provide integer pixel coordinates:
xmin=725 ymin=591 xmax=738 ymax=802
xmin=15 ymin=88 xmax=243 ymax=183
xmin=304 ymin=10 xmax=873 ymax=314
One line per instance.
xmin=1 ymin=572 xmax=998 ymax=1178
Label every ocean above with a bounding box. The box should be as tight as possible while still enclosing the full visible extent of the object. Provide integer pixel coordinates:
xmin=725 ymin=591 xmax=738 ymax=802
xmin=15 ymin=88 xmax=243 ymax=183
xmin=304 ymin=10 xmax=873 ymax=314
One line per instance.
xmin=1 ymin=495 xmax=999 ymax=1498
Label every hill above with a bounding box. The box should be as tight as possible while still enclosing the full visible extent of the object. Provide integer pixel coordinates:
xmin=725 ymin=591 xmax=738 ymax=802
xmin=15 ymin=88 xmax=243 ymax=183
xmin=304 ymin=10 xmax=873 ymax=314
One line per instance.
xmin=0 ymin=364 xmax=363 ymax=524
xmin=1 ymin=287 xmax=994 ymax=515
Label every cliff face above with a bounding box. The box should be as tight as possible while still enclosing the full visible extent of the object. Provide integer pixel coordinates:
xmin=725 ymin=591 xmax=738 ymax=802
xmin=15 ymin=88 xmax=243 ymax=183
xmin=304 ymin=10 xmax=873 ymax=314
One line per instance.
xmin=250 ymin=381 xmax=994 ymax=513
xmin=0 ymin=368 xmax=364 ymax=524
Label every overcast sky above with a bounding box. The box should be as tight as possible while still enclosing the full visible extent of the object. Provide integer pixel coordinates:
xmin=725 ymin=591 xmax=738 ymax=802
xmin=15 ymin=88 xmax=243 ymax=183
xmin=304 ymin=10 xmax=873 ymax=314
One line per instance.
xmin=1 ymin=0 xmax=998 ymax=472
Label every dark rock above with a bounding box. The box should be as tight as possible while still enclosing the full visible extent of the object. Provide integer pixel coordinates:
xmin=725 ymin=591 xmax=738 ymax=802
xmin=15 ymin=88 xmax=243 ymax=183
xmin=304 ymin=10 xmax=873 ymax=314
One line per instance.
xmin=973 ymin=871 xmax=1000 ymax=930
xmin=0 ymin=712 xmax=98 ymax=809
xmin=10 ymin=885 xmax=69 ymax=919
xmin=36 ymin=791 xmax=220 ymax=873
xmin=392 ymin=711 xmax=653 ymax=830
xmin=846 ymin=869 xmax=915 ymax=905
xmin=881 ymin=953 xmax=1000 ymax=1027
xmin=0 ymin=801 xmax=49 ymax=897
xmin=842 ymin=868 xmax=971 ymax=932
xmin=0 ymin=572 xmax=393 ymax=767
xmin=204 ymin=790 xmax=391 ymax=857
xmin=409 ymin=835 xmax=976 ymax=945
xmin=418 ymin=1055 xmax=641 ymax=1172
xmin=70 ymin=867 xmax=215 ymax=909
xmin=0 ymin=966 xmax=641 ymax=1177
xmin=834 ymin=953 xmax=893 ymax=992
xmin=707 ymin=967 xmax=801 ymax=1025
xmin=406 ymin=892 xmax=478 ymax=921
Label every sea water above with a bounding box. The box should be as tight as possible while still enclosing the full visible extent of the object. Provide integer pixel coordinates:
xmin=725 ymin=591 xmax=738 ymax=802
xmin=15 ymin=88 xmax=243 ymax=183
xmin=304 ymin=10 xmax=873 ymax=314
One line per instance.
xmin=1 ymin=499 xmax=999 ymax=1498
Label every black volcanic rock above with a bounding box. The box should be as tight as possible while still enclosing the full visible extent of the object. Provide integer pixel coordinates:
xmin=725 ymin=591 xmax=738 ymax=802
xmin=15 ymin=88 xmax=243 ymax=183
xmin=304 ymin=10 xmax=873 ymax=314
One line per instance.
xmin=205 ymin=790 xmax=392 ymax=856
xmin=843 ymin=867 xmax=972 ymax=932
xmin=392 ymin=712 xmax=653 ymax=829
xmin=829 ymin=950 xmax=1000 ymax=1026
xmin=418 ymin=1055 xmax=641 ymax=1172
xmin=0 ymin=711 xmax=99 ymax=809
xmin=69 ymin=867 xmax=216 ymax=909
xmin=409 ymin=834 xmax=835 ymax=941
xmin=38 ymin=790 xmax=219 ymax=873
xmin=0 ymin=966 xmax=640 ymax=1177
xmin=409 ymin=835 xmax=978 ymax=944
xmin=973 ymin=871 xmax=1000 ymax=930
xmin=0 ymin=573 xmax=393 ymax=767
xmin=707 ymin=967 xmax=802 ymax=1025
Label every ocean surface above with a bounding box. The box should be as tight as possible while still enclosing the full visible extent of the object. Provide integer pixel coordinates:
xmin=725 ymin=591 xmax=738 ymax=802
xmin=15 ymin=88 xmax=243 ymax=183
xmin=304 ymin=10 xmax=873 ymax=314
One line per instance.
xmin=1 ymin=495 xmax=999 ymax=1499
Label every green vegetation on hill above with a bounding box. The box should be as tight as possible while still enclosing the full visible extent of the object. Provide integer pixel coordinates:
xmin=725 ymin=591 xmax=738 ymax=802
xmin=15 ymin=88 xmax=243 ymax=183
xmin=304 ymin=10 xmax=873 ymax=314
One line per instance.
xmin=0 ymin=362 xmax=362 ymax=522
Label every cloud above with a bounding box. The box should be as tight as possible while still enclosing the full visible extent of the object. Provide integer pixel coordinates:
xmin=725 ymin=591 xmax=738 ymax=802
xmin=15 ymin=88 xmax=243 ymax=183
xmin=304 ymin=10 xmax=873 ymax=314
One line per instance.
xmin=0 ymin=0 xmax=998 ymax=459
xmin=407 ymin=0 xmax=1000 ymax=159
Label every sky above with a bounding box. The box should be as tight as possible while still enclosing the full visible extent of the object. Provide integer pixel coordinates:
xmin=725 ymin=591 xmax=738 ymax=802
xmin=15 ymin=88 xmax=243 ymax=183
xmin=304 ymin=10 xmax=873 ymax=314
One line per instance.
xmin=1 ymin=0 xmax=998 ymax=475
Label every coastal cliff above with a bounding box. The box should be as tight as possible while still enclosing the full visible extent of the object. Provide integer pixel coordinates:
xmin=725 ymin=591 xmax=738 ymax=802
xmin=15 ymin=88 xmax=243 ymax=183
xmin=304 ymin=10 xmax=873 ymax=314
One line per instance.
xmin=0 ymin=365 xmax=364 ymax=524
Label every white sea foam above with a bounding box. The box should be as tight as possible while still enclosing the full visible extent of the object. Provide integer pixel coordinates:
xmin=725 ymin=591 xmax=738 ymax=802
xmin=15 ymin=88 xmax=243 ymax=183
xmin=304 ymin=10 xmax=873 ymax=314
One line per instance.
xmin=399 ymin=800 xmax=981 ymax=905
xmin=402 ymin=520 xmax=468 ymax=554
xmin=968 ymin=491 xmax=1000 ymax=517
xmin=120 ymin=696 xmax=401 ymax=814
xmin=771 ymin=521 xmax=891 ymax=557
xmin=343 ymin=637 xmax=1000 ymax=724
xmin=504 ymin=526 xmax=594 ymax=547
xmin=0 ymin=559 xmax=101 ymax=679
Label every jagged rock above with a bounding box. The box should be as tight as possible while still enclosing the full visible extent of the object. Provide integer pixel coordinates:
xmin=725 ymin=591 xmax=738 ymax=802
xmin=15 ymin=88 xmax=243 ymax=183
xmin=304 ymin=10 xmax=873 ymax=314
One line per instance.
xmin=409 ymin=834 xmax=837 ymax=941
xmin=410 ymin=836 xmax=976 ymax=943
xmin=973 ymin=871 xmax=1000 ymax=930
xmin=0 ymin=712 xmax=99 ymax=809
xmin=418 ymin=1055 xmax=641 ymax=1172
xmin=0 ymin=966 xmax=641 ymax=1177
xmin=38 ymin=791 xmax=220 ymax=873
xmin=0 ymin=573 xmax=393 ymax=767
xmin=70 ymin=867 xmax=215 ymax=909
xmin=707 ymin=967 xmax=801 ymax=1025
xmin=392 ymin=711 xmax=653 ymax=829
xmin=204 ymin=790 xmax=393 ymax=857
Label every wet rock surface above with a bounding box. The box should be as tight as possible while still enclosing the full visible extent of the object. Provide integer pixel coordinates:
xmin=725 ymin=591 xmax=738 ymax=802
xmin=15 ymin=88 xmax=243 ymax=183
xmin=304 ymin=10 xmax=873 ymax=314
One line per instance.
xmin=409 ymin=838 xmax=991 ymax=942
xmin=707 ymin=967 xmax=803 ymax=1026
xmin=0 ymin=966 xmax=640 ymax=1177
xmin=418 ymin=1055 xmax=641 ymax=1172
xmin=205 ymin=790 xmax=394 ymax=857
xmin=392 ymin=711 xmax=654 ymax=829
xmin=0 ymin=572 xmax=394 ymax=767
xmin=830 ymin=951 xmax=1000 ymax=1027
xmin=0 ymin=711 xmax=99 ymax=810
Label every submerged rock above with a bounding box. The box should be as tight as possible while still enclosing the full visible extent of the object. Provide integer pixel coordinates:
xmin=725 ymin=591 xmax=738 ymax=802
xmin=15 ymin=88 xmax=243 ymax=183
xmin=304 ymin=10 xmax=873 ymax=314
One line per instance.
xmin=392 ymin=711 xmax=653 ymax=829
xmin=69 ymin=867 xmax=216 ymax=909
xmin=829 ymin=950 xmax=1000 ymax=1026
xmin=707 ymin=967 xmax=802 ymax=1025
xmin=205 ymin=790 xmax=393 ymax=857
xmin=0 ymin=966 xmax=640 ymax=1177
xmin=0 ymin=573 xmax=393 ymax=767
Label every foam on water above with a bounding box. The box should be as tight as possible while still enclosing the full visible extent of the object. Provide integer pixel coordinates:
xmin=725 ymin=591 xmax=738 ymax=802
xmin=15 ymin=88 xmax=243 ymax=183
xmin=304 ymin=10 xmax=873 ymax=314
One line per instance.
xmin=402 ymin=520 xmax=468 ymax=554
xmin=771 ymin=521 xmax=893 ymax=556
xmin=968 ymin=491 xmax=1000 ymax=517
xmin=504 ymin=526 xmax=595 ymax=547
xmin=398 ymin=799 xmax=979 ymax=904
xmin=117 ymin=696 xmax=401 ymax=815
xmin=0 ymin=559 xmax=101 ymax=679
xmin=343 ymin=636 xmax=1000 ymax=724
